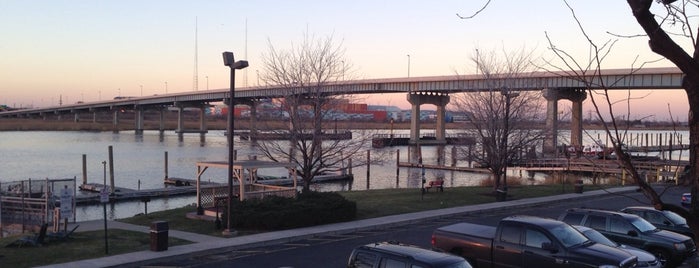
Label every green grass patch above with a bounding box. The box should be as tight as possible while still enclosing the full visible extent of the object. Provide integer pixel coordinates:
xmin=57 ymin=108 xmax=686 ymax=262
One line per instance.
xmin=339 ymin=184 xmax=575 ymax=219
xmin=0 ymin=229 xmax=191 ymax=268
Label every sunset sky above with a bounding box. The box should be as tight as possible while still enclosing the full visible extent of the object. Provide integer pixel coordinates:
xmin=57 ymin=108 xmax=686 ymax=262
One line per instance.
xmin=0 ymin=1 xmax=692 ymax=120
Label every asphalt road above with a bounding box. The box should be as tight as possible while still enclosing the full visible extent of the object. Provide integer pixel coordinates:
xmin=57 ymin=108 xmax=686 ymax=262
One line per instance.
xmin=149 ymin=185 xmax=691 ymax=268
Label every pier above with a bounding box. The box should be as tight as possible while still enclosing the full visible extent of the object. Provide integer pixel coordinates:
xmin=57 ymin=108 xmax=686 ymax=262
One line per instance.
xmin=372 ymin=133 xmax=476 ymax=148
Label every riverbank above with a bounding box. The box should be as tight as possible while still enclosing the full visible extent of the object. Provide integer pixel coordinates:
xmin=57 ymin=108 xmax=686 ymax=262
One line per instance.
xmin=0 ymin=117 xmax=686 ymax=131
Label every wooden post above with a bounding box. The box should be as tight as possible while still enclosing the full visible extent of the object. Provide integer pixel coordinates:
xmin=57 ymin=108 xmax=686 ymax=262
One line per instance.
xmin=82 ymin=154 xmax=87 ymax=186
xmin=164 ymin=151 xmax=169 ymax=179
xmin=108 ymin=146 xmax=115 ymax=195
xmin=366 ymin=150 xmax=371 ymax=190
xmin=396 ymin=149 xmax=400 ymax=187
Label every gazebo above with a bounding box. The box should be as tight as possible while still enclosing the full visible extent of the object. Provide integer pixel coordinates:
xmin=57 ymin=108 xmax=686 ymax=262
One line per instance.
xmin=195 ymin=160 xmax=298 ymax=213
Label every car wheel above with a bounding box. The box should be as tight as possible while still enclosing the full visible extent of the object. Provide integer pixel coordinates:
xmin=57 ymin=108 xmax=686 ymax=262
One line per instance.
xmin=649 ymin=248 xmax=671 ymax=267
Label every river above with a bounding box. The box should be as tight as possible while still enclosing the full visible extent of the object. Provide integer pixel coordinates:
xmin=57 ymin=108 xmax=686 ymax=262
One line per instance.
xmin=0 ymin=129 xmax=689 ymax=221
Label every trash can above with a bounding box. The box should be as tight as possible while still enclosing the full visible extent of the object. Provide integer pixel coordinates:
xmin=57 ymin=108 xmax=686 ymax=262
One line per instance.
xmin=574 ymin=179 xmax=584 ymax=194
xmin=496 ymin=189 xmax=507 ymax=202
xmin=150 ymin=221 xmax=168 ymax=251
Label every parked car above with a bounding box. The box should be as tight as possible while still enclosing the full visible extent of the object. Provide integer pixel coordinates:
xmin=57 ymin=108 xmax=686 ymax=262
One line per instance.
xmin=559 ymin=208 xmax=696 ymax=267
xmin=682 ymin=193 xmax=692 ymax=207
xmin=347 ymin=241 xmax=472 ymax=268
xmin=573 ymin=225 xmax=661 ymax=268
xmin=431 ymin=215 xmax=637 ymax=268
xmin=620 ymin=206 xmax=695 ymax=239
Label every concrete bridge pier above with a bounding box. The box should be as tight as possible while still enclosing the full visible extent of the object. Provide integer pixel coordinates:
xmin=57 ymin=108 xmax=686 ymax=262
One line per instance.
xmin=112 ymin=109 xmax=120 ymax=133
xmin=542 ymin=88 xmax=587 ymax=155
xmin=134 ymin=106 xmax=144 ymax=134
xmin=175 ymin=103 xmax=209 ymax=140
xmin=406 ymin=92 xmax=450 ymax=147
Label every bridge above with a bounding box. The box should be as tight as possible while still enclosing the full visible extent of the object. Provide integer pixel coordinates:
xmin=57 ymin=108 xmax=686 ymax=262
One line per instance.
xmin=0 ymin=67 xmax=684 ymax=154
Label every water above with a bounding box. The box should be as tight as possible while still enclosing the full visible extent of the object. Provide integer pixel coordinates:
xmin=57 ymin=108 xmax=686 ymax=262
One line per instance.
xmin=0 ymin=129 xmax=689 ymax=221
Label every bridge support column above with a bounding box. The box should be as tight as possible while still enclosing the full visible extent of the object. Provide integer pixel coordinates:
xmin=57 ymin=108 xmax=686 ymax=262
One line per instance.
xmin=135 ymin=106 xmax=144 ymax=134
xmin=410 ymin=100 xmax=421 ymax=143
xmin=92 ymin=111 xmax=97 ymax=123
xmin=542 ymin=88 xmax=587 ymax=156
xmin=73 ymin=112 xmax=80 ymax=122
xmin=177 ymin=106 xmax=184 ymax=139
xmin=159 ymin=108 xmax=165 ymax=134
xmin=199 ymin=105 xmax=208 ymax=141
xmin=407 ymin=92 xmax=450 ymax=146
xmin=112 ymin=110 xmax=119 ymax=133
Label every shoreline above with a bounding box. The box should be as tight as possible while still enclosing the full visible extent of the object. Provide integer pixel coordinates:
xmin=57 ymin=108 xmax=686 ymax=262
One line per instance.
xmin=0 ymin=118 xmax=687 ymax=132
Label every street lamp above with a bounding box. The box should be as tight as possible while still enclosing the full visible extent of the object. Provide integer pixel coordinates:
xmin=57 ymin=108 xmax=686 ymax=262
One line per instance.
xmin=222 ymin=51 xmax=249 ymax=236
xmin=501 ymin=89 xmax=519 ymax=197
xmin=407 ymin=54 xmax=411 ymax=77
xmin=140 ymin=85 xmax=143 ymax=96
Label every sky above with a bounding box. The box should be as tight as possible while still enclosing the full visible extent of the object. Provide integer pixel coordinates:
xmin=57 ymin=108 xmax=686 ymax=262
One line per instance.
xmin=0 ymin=0 xmax=693 ymax=121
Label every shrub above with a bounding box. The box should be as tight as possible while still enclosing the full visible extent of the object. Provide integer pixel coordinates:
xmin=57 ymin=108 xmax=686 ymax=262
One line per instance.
xmin=222 ymin=191 xmax=357 ymax=230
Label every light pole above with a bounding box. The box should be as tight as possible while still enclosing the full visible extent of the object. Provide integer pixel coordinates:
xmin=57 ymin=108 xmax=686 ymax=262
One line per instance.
xmin=501 ymin=90 xmax=519 ymax=197
xmin=222 ymin=51 xmax=249 ymax=236
xmin=206 ymin=76 xmax=209 ymax=90
xmin=165 ymin=82 xmax=168 ymax=94
xmin=140 ymin=85 xmax=143 ymax=96
xmin=406 ymin=54 xmax=411 ymax=77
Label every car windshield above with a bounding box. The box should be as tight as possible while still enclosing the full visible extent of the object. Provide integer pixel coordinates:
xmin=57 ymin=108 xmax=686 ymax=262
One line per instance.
xmin=549 ymin=224 xmax=589 ymax=248
xmin=443 ymin=260 xmax=473 ymax=268
xmin=663 ymin=210 xmax=687 ymax=225
xmin=582 ymin=229 xmax=619 ymax=247
xmin=630 ymin=217 xmax=658 ymax=232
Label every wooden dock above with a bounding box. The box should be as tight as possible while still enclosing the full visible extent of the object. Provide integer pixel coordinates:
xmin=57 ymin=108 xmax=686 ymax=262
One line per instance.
xmin=372 ymin=134 xmax=475 ymax=148
xmin=76 ymin=182 xmax=221 ymax=205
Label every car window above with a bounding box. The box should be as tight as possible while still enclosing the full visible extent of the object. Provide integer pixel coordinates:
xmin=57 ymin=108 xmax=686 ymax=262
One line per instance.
xmin=585 ymin=215 xmax=606 ymax=230
xmin=610 ymin=218 xmax=635 ymax=234
xmin=630 ymin=217 xmax=658 ymax=232
xmin=500 ymin=225 xmax=522 ymax=244
xmin=381 ymin=257 xmax=407 ymax=268
xmin=645 ymin=211 xmax=665 ymax=225
xmin=663 ymin=210 xmax=687 ymax=225
xmin=549 ymin=224 xmax=589 ymax=248
xmin=525 ymin=228 xmax=552 ymax=248
xmin=561 ymin=213 xmax=584 ymax=225
xmin=352 ymin=251 xmax=378 ymax=268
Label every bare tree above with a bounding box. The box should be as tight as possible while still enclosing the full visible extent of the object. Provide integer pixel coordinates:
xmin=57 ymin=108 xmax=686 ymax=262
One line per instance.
xmin=535 ymin=2 xmax=699 ymax=246
xmin=257 ymin=33 xmax=368 ymax=193
xmin=625 ymin=0 xmax=699 ymax=215
xmin=451 ymin=48 xmax=545 ymax=193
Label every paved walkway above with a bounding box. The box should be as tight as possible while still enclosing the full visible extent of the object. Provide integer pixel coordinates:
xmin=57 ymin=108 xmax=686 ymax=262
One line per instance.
xmin=34 ymin=186 xmax=693 ymax=267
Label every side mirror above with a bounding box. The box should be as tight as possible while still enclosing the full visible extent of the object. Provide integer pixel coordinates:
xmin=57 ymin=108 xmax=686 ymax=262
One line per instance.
xmin=542 ymin=242 xmax=559 ymax=253
xmin=627 ymin=230 xmax=638 ymax=237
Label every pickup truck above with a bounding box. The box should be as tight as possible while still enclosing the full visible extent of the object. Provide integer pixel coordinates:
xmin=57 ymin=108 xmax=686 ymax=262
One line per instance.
xmin=431 ymin=215 xmax=638 ymax=268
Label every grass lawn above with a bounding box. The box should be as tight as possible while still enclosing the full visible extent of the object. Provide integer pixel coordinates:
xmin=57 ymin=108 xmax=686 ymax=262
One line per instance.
xmin=0 ymin=229 xmax=191 ymax=268
xmin=0 ymin=183 xmax=584 ymax=267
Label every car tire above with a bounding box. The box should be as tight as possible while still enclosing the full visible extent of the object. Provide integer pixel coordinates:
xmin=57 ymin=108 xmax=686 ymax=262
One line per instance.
xmin=649 ymin=248 xmax=672 ymax=268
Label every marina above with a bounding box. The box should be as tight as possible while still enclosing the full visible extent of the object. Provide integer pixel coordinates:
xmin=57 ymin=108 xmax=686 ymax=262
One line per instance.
xmin=0 ymin=129 xmax=691 ymax=223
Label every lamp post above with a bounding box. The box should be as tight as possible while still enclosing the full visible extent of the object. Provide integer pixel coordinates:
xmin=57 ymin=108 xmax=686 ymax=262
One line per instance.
xmin=140 ymin=85 xmax=143 ymax=96
xmin=406 ymin=54 xmax=411 ymax=77
xmin=501 ymin=90 xmax=519 ymax=196
xmin=222 ymin=51 xmax=249 ymax=236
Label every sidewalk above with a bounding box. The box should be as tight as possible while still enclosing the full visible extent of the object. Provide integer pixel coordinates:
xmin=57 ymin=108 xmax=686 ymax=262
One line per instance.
xmin=38 ymin=186 xmax=654 ymax=267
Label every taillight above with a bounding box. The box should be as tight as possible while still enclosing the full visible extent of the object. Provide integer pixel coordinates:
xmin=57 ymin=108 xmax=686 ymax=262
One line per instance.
xmin=431 ymin=235 xmax=436 ymax=246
